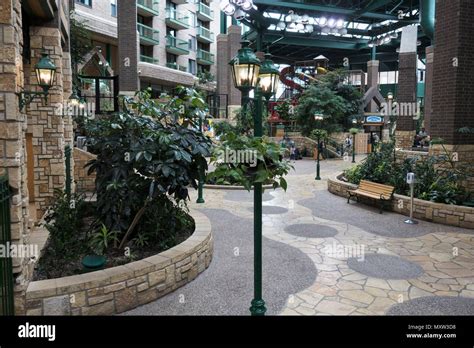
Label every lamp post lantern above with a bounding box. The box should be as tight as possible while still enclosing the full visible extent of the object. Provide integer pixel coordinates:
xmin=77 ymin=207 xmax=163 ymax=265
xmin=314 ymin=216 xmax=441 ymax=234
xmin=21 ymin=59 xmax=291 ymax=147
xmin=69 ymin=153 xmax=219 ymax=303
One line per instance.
xmin=18 ymin=50 xmax=57 ymax=111
xmin=229 ymin=40 xmax=279 ymax=316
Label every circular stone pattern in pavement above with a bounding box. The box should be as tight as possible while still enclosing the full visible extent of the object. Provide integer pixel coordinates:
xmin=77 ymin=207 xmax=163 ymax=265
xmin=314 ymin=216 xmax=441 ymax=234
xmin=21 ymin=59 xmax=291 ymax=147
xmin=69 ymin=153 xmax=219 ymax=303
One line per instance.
xmin=224 ymin=190 xmax=274 ymax=202
xmin=386 ymin=296 xmax=474 ymax=315
xmin=347 ymin=253 xmax=424 ymax=279
xmin=284 ymin=224 xmax=338 ymax=238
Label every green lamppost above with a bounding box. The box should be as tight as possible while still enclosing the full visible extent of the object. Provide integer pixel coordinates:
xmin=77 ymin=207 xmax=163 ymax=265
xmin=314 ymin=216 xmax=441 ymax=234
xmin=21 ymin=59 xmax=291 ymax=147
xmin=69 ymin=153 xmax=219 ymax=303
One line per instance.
xmin=230 ymin=41 xmax=278 ymax=316
xmin=350 ymin=125 xmax=359 ymax=163
xmin=313 ymin=115 xmax=324 ymax=180
xmin=196 ymin=115 xmax=205 ymax=204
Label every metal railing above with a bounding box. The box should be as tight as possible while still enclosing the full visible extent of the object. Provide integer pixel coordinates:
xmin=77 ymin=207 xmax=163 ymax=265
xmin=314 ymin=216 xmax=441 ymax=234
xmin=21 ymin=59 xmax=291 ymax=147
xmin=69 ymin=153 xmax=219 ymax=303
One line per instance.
xmin=197 ymin=26 xmax=214 ymax=42
xmin=166 ymin=62 xmax=188 ymax=72
xmin=0 ymin=174 xmax=14 ymax=315
xmin=198 ymin=2 xmax=213 ymax=19
xmin=197 ymin=49 xmax=215 ymax=63
xmin=137 ymin=23 xmax=160 ymax=44
xmin=165 ymin=8 xmax=190 ymax=27
xmin=166 ymin=35 xmax=189 ymax=53
xmin=137 ymin=0 xmax=159 ymax=15
xmin=140 ymin=54 xmax=159 ymax=64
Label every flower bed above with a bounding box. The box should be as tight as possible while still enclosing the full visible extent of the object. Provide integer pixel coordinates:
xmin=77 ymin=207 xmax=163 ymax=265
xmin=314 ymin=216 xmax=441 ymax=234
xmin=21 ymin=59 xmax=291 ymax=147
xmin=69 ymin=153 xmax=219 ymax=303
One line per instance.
xmin=328 ymin=174 xmax=474 ymax=229
xmin=24 ymin=209 xmax=213 ymax=316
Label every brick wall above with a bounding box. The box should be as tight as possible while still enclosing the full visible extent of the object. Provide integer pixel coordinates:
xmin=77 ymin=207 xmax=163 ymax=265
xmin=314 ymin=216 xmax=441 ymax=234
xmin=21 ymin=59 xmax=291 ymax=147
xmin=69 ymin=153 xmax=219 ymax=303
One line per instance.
xmin=117 ymin=0 xmax=138 ymax=94
xmin=396 ymin=52 xmax=417 ymax=133
xmin=424 ymin=46 xmax=434 ymax=134
xmin=431 ymin=0 xmax=474 ymax=145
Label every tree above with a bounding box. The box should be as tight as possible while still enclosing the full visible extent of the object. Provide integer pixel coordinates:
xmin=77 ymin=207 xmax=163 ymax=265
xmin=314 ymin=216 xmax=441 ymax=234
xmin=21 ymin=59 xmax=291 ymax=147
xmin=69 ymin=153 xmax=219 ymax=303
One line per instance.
xmin=295 ymin=69 xmax=363 ymax=136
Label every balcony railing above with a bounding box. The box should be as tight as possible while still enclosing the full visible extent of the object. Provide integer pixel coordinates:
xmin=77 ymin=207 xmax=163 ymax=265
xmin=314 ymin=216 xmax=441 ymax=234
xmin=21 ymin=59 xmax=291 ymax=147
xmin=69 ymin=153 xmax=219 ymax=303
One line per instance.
xmin=166 ymin=62 xmax=188 ymax=72
xmin=137 ymin=23 xmax=160 ymax=45
xmin=165 ymin=8 xmax=190 ymax=29
xmin=166 ymin=35 xmax=190 ymax=55
xmin=140 ymin=55 xmax=159 ymax=64
xmin=197 ymin=26 xmax=214 ymax=43
xmin=137 ymin=0 xmax=159 ymax=16
xmin=197 ymin=49 xmax=214 ymax=65
xmin=197 ymin=2 xmax=213 ymax=21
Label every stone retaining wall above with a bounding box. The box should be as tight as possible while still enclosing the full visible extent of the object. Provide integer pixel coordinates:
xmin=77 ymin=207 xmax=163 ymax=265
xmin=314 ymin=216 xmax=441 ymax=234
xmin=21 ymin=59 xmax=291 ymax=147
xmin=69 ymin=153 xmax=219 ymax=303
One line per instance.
xmin=73 ymin=148 xmax=96 ymax=193
xmin=24 ymin=209 xmax=213 ymax=315
xmin=328 ymin=174 xmax=474 ymax=229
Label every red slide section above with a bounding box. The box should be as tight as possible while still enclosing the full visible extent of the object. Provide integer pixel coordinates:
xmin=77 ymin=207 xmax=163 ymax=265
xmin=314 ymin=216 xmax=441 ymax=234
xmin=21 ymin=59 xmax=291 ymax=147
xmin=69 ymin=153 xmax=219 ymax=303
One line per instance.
xmin=279 ymin=66 xmax=304 ymax=92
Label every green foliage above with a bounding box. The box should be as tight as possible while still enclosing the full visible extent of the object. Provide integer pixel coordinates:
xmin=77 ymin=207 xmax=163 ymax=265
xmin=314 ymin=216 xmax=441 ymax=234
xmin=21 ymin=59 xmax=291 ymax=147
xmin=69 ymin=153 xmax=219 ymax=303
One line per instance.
xmin=296 ymin=69 xmax=363 ymax=136
xmin=310 ymin=129 xmax=328 ymax=141
xmin=85 ymin=88 xmax=211 ymax=250
xmin=39 ymin=190 xmax=88 ymax=267
xmin=208 ymin=132 xmax=292 ymax=190
xmin=70 ymin=11 xmax=92 ymax=82
xmin=274 ymin=99 xmax=295 ymax=122
xmin=89 ymin=224 xmax=119 ymax=255
xmin=197 ymin=71 xmax=215 ymax=84
xmin=213 ymin=121 xmax=239 ymax=137
xmin=343 ymin=141 xmax=471 ymax=206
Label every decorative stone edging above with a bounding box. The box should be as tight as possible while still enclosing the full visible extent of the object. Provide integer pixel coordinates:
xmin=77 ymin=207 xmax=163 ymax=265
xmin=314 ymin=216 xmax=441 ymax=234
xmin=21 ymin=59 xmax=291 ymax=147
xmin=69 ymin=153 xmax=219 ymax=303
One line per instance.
xmin=328 ymin=174 xmax=474 ymax=229
xmin=204 ymin=184 xmax=274 ymax=190
xmin=24 ymin=209 xmax=213 ymax=316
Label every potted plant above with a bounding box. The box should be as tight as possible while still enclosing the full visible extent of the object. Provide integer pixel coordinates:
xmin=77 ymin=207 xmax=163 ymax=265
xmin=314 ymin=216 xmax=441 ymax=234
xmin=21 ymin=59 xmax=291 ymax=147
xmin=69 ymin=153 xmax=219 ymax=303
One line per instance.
xmin=207 ymin=132 xmax=292 ymax=190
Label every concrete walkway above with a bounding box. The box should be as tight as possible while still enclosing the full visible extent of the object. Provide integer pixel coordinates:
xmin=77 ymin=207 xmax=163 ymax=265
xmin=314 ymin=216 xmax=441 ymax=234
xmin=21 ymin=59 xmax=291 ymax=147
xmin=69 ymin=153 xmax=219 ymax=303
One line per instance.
xmin=125 ymin=157 xmax=474 ymax=316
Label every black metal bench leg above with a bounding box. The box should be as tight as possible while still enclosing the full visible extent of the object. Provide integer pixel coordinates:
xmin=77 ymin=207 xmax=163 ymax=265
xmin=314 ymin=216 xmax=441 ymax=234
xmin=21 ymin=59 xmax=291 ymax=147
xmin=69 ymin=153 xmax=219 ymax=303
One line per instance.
xmin=379 ymin=200 xmax=384 ymax=214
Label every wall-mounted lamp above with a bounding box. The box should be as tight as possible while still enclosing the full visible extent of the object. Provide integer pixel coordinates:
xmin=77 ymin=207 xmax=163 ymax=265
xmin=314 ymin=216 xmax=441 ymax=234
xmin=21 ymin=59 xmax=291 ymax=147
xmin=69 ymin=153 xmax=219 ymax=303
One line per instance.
xmin=18 ymin=50 xmax=57 ymax=112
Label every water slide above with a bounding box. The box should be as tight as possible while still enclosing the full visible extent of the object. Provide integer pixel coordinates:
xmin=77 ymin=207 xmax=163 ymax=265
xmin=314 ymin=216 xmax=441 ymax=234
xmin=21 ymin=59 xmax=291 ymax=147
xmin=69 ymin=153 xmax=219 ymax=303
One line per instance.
xmin=279 ymin=66 xmax=328 ymax=91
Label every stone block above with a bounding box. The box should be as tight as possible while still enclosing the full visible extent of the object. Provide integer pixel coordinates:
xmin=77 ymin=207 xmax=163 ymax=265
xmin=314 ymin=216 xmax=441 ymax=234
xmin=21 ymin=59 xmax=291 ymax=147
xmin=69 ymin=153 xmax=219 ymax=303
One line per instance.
xmin=87 ymin=293 xmax=114 ymax=306
xmin=115 ymin=287 xmax=137 ymax=313
xmin=148 ymin=270 xmax=166 ymax=287
xmin=82 ymin=300 xmax=114 ymax=315
xmin=43 ymin=295 xmax=71 ymax=315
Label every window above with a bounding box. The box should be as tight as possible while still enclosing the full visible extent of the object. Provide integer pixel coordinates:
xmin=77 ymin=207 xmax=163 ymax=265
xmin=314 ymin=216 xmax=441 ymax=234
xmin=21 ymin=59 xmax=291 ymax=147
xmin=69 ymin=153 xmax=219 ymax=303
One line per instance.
xmin=188 ymin=36 xmax=197 ymax=51
xmin=111 ymin=0 xmax=117 ymax=17
xmin=188 ymin=59 xmax=197 ymax=75
xmin=167 ymin=53 xmax=177 ymax=64
xmin=76 ymin=0 xmax=92 ymax=7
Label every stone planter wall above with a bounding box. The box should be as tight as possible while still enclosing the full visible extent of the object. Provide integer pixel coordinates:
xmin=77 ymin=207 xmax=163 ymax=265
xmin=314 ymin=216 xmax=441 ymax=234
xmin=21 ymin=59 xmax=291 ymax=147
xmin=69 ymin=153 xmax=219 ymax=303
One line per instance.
xmin=24 ymin=209 xmax=213 ymax=315
xmin=328 ymin=174 xmax=474 ymax=229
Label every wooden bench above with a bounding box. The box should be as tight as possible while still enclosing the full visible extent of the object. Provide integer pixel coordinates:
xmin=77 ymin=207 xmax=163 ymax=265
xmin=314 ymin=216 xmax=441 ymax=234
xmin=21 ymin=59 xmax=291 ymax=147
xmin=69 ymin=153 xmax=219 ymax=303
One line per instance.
xmin=347 ymin=180 xmax=395 ymax=214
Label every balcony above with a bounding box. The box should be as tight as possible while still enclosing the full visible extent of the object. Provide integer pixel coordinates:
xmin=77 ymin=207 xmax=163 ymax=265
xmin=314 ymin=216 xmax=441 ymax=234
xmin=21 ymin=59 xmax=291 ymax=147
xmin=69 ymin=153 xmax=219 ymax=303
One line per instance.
xmin=137 ymin=23 xmax=160 ymax=45
xmin=197 ymin=26 xmax=214 ymax=43
xmin=166 ymin=62 xmax=188 ymax=72
xmin=137 ymin=0 xmax=159 ymax=17
xmin=170 ymin=0 xmax=188 ymax=4
xmin=197 ymin=49 xmax=214 ymax=65
xmin=140 ymin=55 xmax=159 ymax=64
xmin=165 ymin=8 xmax=190 ymax=30
xmin=166 ymin=35 xmax=190 ymax=56
xmin=197 ymin=2 xmax=213 ymax=21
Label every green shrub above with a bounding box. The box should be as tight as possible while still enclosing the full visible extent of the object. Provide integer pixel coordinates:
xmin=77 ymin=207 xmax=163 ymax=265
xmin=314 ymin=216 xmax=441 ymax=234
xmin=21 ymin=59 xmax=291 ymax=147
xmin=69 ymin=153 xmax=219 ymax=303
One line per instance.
xmin=86 ymin=87 xmax=211 ymax=250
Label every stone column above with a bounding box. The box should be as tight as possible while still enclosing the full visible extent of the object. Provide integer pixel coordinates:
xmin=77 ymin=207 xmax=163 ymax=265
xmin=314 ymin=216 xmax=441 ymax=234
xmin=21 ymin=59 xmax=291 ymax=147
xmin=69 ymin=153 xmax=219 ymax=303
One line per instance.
xmin=430 ymin=0 xmax=474 ymax=191
xmin=227 ymin=25 xmax=242 ymax=119
xmin=216 ymin=33 xmax=229 ymax=105
xmin=424 ymin=46 xmax=434 ymax=134
xmin=0 ymin=0 xmax=32 ymax=315
xmin=25 ymin=26 xmax=67 ymax=218
xmin=395 ymin=25 xmax=419 ymax=149
xmin=118 ymin=0 xmax=139 ymax=95
xmin=366 ymin=60 xmax=379 ymax=112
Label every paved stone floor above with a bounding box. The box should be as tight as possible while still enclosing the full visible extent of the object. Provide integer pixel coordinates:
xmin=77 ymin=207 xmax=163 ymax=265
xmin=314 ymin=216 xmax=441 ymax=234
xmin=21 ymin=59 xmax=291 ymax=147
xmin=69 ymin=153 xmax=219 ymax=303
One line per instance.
xmin=125 ymin=158 xmax=474 ymax=316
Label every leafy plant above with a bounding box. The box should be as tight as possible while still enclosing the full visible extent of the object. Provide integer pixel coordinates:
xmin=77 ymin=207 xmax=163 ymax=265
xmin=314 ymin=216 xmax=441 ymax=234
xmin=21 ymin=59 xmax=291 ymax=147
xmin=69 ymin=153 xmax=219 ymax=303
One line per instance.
xmin=197 ymin=71 xmax=215 ymax=84
xmin=208 ymin=132 xmax=292 ymax=190
xmin=274 ymin=99 xmax=295 ymax=122
xmin=89 ymin=224 xmax=119 ymax=255
xmin=85 ymin=88 xmax=211 ymax=251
